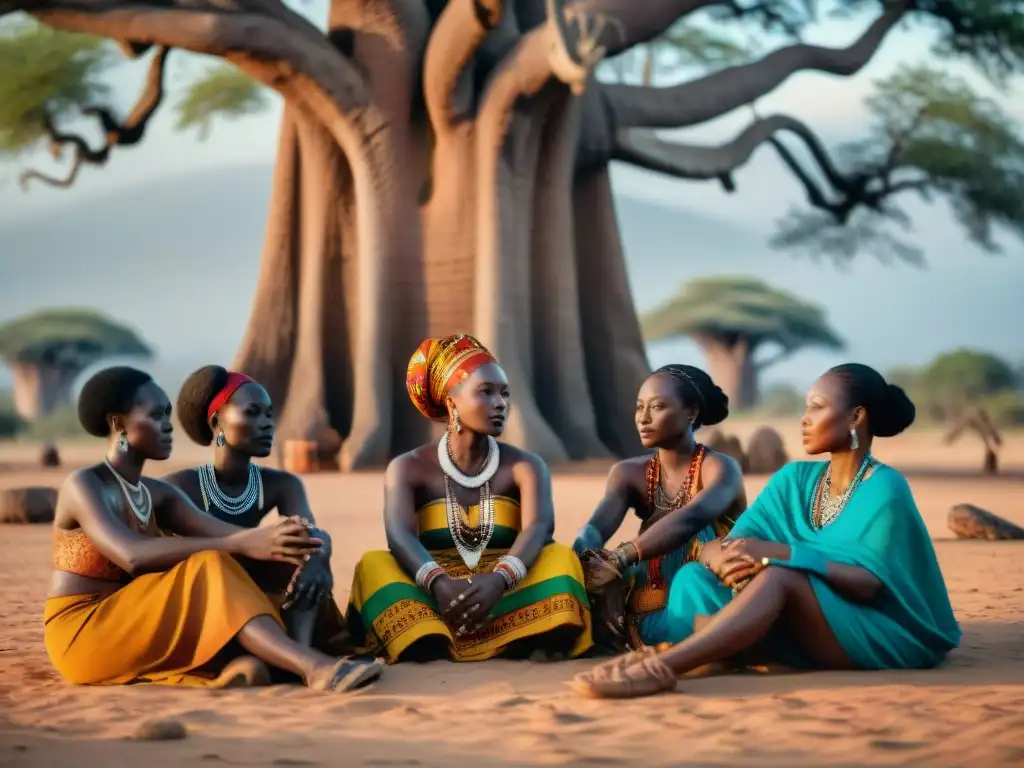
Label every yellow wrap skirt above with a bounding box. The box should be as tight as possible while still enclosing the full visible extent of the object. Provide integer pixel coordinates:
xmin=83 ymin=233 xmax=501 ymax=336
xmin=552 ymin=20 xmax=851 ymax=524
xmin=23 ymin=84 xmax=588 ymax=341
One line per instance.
xmin=44 ymin=550 xmax=283 ymax=686
xmin=346 ymin=497 xmax=592 ymax=662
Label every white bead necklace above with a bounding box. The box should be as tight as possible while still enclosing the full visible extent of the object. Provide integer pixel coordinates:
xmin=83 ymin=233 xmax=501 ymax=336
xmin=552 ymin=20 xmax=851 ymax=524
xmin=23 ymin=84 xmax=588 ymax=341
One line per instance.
xmin=438 ymin=434 xmax=500 ymax=569
xmin=196 ymin=462 xmax=264 ymax=516
xmin=104 ymin=459 xmax=152 ymax=526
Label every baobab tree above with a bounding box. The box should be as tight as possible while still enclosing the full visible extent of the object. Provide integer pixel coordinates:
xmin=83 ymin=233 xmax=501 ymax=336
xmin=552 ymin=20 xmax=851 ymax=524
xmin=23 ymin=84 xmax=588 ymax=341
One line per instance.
xmin=0 ymin=308 xmax=151 ymax=421
xmin=2 ymin=1 xmax=1023 ymax=469
xmin=640 ymin=276 xmax=843 ymax=409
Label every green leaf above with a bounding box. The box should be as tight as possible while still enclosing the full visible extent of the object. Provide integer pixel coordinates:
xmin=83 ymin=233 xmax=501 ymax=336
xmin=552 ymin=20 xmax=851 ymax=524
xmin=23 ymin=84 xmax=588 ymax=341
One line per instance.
xmin=0 ymin=19 xmax=117 ymax=156
xmin=174 ymin=64 xmax=269 ymax=140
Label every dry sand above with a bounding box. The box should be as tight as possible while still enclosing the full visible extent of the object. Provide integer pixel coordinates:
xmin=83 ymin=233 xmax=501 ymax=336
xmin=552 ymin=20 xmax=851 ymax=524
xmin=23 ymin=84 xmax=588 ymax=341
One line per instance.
xmin=1 ymin=420 xmax=1023 ymax=766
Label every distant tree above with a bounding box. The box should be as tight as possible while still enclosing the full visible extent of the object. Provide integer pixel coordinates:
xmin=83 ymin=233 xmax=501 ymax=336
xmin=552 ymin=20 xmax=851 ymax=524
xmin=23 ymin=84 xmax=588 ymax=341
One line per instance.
xmin=641 ymin=276 xmax=843 ymax=410
xmin=0 ymin=308 xmax=152 ymax=421
xmin=918 ymin=348 xmax=1018 ymax=416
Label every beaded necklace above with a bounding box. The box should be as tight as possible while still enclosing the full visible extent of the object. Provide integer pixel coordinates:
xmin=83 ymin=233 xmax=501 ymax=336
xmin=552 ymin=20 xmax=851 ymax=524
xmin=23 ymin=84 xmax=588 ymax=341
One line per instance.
xmin=643 ymin=445 xmax=705 ymax=586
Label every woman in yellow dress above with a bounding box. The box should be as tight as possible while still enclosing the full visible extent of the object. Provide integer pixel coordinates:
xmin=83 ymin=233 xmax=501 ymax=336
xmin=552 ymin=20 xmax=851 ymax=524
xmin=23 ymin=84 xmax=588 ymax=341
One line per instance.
xmin=44 ymin=365 xmax=382 ymax=691
xmin=346 ymin=334 xmax=592 ymax=662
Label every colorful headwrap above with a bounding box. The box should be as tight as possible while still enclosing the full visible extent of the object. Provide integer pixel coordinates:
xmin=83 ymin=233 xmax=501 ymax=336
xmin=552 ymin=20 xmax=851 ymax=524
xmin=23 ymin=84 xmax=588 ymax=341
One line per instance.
xmin=207 ymin=371 xmax=256 ymax=422
xmin=406 ymin=334 xmax=497 ymax=421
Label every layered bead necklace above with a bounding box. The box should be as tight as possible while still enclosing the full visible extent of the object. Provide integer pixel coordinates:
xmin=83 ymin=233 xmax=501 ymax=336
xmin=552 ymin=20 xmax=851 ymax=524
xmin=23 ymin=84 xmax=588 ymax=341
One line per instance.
xmin=104 ymin=459 xmax=152 ymax=526
xmin=811 ymin=453 xmax=874 ymax=529
xmin=642 ymin=445 xmax=705 ymax=587
xmin=196 ymin=462 xmax=264 ymax=516
xmin=438 ymin=432 xmax=500 ymax=570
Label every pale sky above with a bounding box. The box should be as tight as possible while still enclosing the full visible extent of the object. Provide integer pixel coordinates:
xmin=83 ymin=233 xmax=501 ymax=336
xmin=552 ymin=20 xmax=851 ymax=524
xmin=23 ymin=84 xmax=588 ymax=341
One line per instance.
xmin=2 ymin=4 xmax=1022 ymax=393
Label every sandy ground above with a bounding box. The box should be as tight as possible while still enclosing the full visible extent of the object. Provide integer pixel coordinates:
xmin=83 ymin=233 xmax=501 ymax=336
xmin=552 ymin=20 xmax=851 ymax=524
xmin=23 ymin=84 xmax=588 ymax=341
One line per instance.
xmin=1 ymin=420 xmax=1023 ymax=766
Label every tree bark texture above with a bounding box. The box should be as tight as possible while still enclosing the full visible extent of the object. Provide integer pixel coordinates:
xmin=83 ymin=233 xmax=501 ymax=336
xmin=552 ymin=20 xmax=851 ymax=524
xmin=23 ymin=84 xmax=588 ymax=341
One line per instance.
xmin=696 ymin=333 xmax=759 ymax=411
xmin=10 ymin=362 xmax=77 ymax=421
xmin=18 ymin=0 xmax=914 ymax=466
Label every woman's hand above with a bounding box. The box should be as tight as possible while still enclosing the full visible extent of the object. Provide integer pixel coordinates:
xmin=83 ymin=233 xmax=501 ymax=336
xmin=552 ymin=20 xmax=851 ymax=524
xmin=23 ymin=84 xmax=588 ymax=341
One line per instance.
xmin=231 ymin=518 xmax=322 ymax=565
xmin=451 ymin=573 xmax=506 ymax=637
xmin=431 ymin=576 xmax=469 ymax=623
xmin=282 ymin=552 xmax=334 ymax=611
xmin=283 ymin=516 xmax=332 ymax=555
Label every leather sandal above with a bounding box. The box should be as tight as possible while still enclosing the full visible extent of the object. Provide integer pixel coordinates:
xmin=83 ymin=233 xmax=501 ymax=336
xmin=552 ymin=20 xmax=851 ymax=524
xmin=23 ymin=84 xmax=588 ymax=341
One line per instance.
xmin=571 ymin=654 xmax=678 ymax=699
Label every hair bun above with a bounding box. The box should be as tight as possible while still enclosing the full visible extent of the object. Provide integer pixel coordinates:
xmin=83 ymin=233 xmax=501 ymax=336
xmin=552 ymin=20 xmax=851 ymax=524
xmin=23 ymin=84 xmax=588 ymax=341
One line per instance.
xmin=701 ymin=383 xmax=729 ymax=427
xmin=873 ymin=383 xmax=916 ymax=437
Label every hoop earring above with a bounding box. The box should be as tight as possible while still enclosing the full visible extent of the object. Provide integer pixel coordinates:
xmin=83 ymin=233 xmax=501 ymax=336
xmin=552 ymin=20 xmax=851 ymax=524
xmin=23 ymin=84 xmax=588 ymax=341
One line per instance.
xmin=215 ymin=430 xmax=226 ymax=448
xmin=849 ymin=428 xmax=859 ymax=451
xmin=452 ymin=409 xmax=463 ymax=434
xmin=116 ymin=430 xmax=129 ymax=453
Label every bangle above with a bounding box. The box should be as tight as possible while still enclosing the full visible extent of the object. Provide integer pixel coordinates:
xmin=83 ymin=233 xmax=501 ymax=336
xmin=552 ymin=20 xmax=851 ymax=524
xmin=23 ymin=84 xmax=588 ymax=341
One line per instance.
xmin=613 ymin=541 xmax=639 ymax=570
xmin=495 ymin=555 xmax=527 ymax=590
xmin=415 ymin=560 xmax=446 ymax=592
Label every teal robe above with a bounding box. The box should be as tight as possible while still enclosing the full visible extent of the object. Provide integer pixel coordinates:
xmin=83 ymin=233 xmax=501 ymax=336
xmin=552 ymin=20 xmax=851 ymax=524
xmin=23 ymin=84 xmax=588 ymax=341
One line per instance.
xmin=662 ymin=462 xmax=961 ymax=669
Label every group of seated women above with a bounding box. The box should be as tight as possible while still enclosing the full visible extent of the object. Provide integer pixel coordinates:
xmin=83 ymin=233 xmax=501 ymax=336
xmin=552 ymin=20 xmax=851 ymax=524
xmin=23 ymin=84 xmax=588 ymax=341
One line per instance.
xmin=43 ymin=333 xmax=962 ymax=699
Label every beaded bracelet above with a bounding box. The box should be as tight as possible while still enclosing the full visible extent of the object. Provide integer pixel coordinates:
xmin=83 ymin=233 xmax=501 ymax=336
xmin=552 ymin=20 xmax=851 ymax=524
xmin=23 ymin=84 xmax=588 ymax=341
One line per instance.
xmin=495 ymin=555 xmax=527 ymax=590
xmin=414 ymin=560 xmax=446 ymax=593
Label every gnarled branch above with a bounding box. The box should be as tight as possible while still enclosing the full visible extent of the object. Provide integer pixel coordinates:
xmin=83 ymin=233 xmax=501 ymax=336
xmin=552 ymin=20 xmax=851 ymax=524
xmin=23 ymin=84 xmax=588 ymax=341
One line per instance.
xmin=603 ymin=0 xmax=910 ymax=129
xmin=424 ymin=0 xmax=505 ymax=133
xmin=20 ymin=45 xmax=169 ymax=190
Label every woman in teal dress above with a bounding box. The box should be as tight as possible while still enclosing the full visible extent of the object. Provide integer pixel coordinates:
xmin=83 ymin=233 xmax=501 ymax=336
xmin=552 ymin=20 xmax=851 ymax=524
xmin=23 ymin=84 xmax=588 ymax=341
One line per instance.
xmin=573 ymin=363 xmax=962 ymax=698
xmin=572 ymin=364 xmax=746 ymax=652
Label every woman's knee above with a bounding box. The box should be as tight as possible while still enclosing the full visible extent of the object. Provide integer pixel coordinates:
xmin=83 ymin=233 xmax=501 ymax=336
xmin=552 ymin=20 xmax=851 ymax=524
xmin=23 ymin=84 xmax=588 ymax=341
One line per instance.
xmin=755 ymin=565 xmax=809 ymax=591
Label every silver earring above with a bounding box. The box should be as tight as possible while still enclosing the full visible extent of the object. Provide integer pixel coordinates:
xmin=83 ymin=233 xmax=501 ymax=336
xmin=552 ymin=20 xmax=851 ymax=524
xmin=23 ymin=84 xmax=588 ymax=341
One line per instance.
xmin=216 ymin=430 xmax=226 ymax=447
xmin=849 ymin=428 xmax=859 ymax=451
xmin=116 ymin=430 xmax=129 ymax=453
xmin=453 ymin=410 xmax=462 ymax=433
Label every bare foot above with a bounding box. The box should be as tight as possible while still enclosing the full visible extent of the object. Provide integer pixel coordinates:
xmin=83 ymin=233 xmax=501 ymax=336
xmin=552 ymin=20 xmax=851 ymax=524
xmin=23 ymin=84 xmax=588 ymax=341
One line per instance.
xmin=307 ymin=657 xmax=384 ymax=693
xmin=211 ymin=656 xmax=272 ymax=689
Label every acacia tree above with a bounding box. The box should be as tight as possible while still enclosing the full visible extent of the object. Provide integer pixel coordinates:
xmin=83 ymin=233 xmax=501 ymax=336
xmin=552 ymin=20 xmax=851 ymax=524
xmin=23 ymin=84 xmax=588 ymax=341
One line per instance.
xmin=0 ymin=308 xmax=152 ymax=420
xmin=2 ymin=1 xmax=1023 ymax=468
xmin=641 ymin=276 xmax=843 ymax=409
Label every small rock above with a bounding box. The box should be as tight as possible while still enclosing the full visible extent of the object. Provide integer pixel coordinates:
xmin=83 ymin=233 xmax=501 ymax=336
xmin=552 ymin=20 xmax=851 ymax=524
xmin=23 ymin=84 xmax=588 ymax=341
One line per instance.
xmin=0 ymin=487 xmax=57 ymax=524
xmin=131 ymin=719 xmax=188 ymax=741
xmin=39 ymin=443 xmax=60 ymax=468
xmin=745 ymin=426 xmax=788 ymax=474
xmin=704 ymin=429 xmax=749 ymax=473
xmin=948 ymin=504 xmax=1024 ymax=541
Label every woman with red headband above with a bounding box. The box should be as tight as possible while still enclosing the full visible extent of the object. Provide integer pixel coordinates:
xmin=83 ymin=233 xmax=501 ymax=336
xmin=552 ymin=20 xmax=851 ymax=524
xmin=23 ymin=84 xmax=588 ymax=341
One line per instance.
xmin=165 ymin=365 xmax=351 ymax=670
xmin=345 ymin=334 xmax=593 ymax=662
xmin=44 ymin=366 xmax=382 ymax=692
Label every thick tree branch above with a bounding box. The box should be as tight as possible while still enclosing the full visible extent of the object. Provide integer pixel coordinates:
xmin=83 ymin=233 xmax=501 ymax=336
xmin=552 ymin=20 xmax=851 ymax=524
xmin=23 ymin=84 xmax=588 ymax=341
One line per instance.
xmin=27 ymin=0 xmax=377 ymax=137
xmin=424 ymin=0 xmax=504 ymax=133
xmin=612 ymin=114 xmax=820 ymax=189
xmin=603 ymin=0 xmax=910 ymax=129
xmin=569 ymin=0 xmax=715 ymax=56
xmin=20 ymin=46 xmax=169 ymax=190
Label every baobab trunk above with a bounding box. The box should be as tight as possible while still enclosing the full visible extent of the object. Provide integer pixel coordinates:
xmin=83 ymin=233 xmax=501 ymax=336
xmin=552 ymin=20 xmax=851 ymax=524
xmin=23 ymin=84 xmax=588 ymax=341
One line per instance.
xmin=10 ymin=362 xmax=76 ymax=421
xmin=698 ymin=334 xmax=759 ymax=411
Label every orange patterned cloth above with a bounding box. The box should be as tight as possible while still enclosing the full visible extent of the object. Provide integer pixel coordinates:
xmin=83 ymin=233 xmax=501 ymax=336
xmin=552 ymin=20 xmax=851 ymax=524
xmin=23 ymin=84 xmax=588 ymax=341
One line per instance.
xmin=406 ymin=334 xmax=497 ymax=421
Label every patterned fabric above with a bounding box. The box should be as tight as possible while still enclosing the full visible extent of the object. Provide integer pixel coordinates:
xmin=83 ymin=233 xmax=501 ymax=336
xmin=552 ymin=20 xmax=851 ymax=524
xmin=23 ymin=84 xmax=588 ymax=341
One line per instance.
xmin=53 ymin=493 xmax=157 ymax=581
xmin=346 ymin=497 xmax=593 ymax=663
xmin=406 ymin=334 xmax=497 ymax=421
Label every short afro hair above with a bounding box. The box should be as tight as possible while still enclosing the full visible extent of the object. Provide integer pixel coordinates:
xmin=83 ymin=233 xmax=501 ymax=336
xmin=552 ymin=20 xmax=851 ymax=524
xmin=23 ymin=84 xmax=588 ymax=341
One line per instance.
xmin=77 ymin=366 xmax=154 ymax=437
xmin=176 ymin=365 xmax=230 ymax=446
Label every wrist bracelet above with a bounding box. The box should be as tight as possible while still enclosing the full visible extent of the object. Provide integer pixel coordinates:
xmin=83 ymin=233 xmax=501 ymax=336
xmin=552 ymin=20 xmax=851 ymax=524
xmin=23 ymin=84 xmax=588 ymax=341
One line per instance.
xmin=495 ymin=555 xmax=527 ymax=590
xmin=415 ymin=560 xmax=446 ymax=592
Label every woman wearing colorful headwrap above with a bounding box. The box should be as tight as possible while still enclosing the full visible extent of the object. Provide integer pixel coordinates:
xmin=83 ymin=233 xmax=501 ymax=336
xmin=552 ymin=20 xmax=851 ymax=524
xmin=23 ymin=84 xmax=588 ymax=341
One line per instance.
xmin=164 ymin=366 xmax=351 ymax=665
xmin=346 ymin=334 xmax=593 ymax=662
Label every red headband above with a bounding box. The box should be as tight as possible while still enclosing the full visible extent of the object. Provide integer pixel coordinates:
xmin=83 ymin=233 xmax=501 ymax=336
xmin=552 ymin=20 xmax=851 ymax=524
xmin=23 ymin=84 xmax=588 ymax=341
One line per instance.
xmin=207 ymin=372 xmax=256 ymax=422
